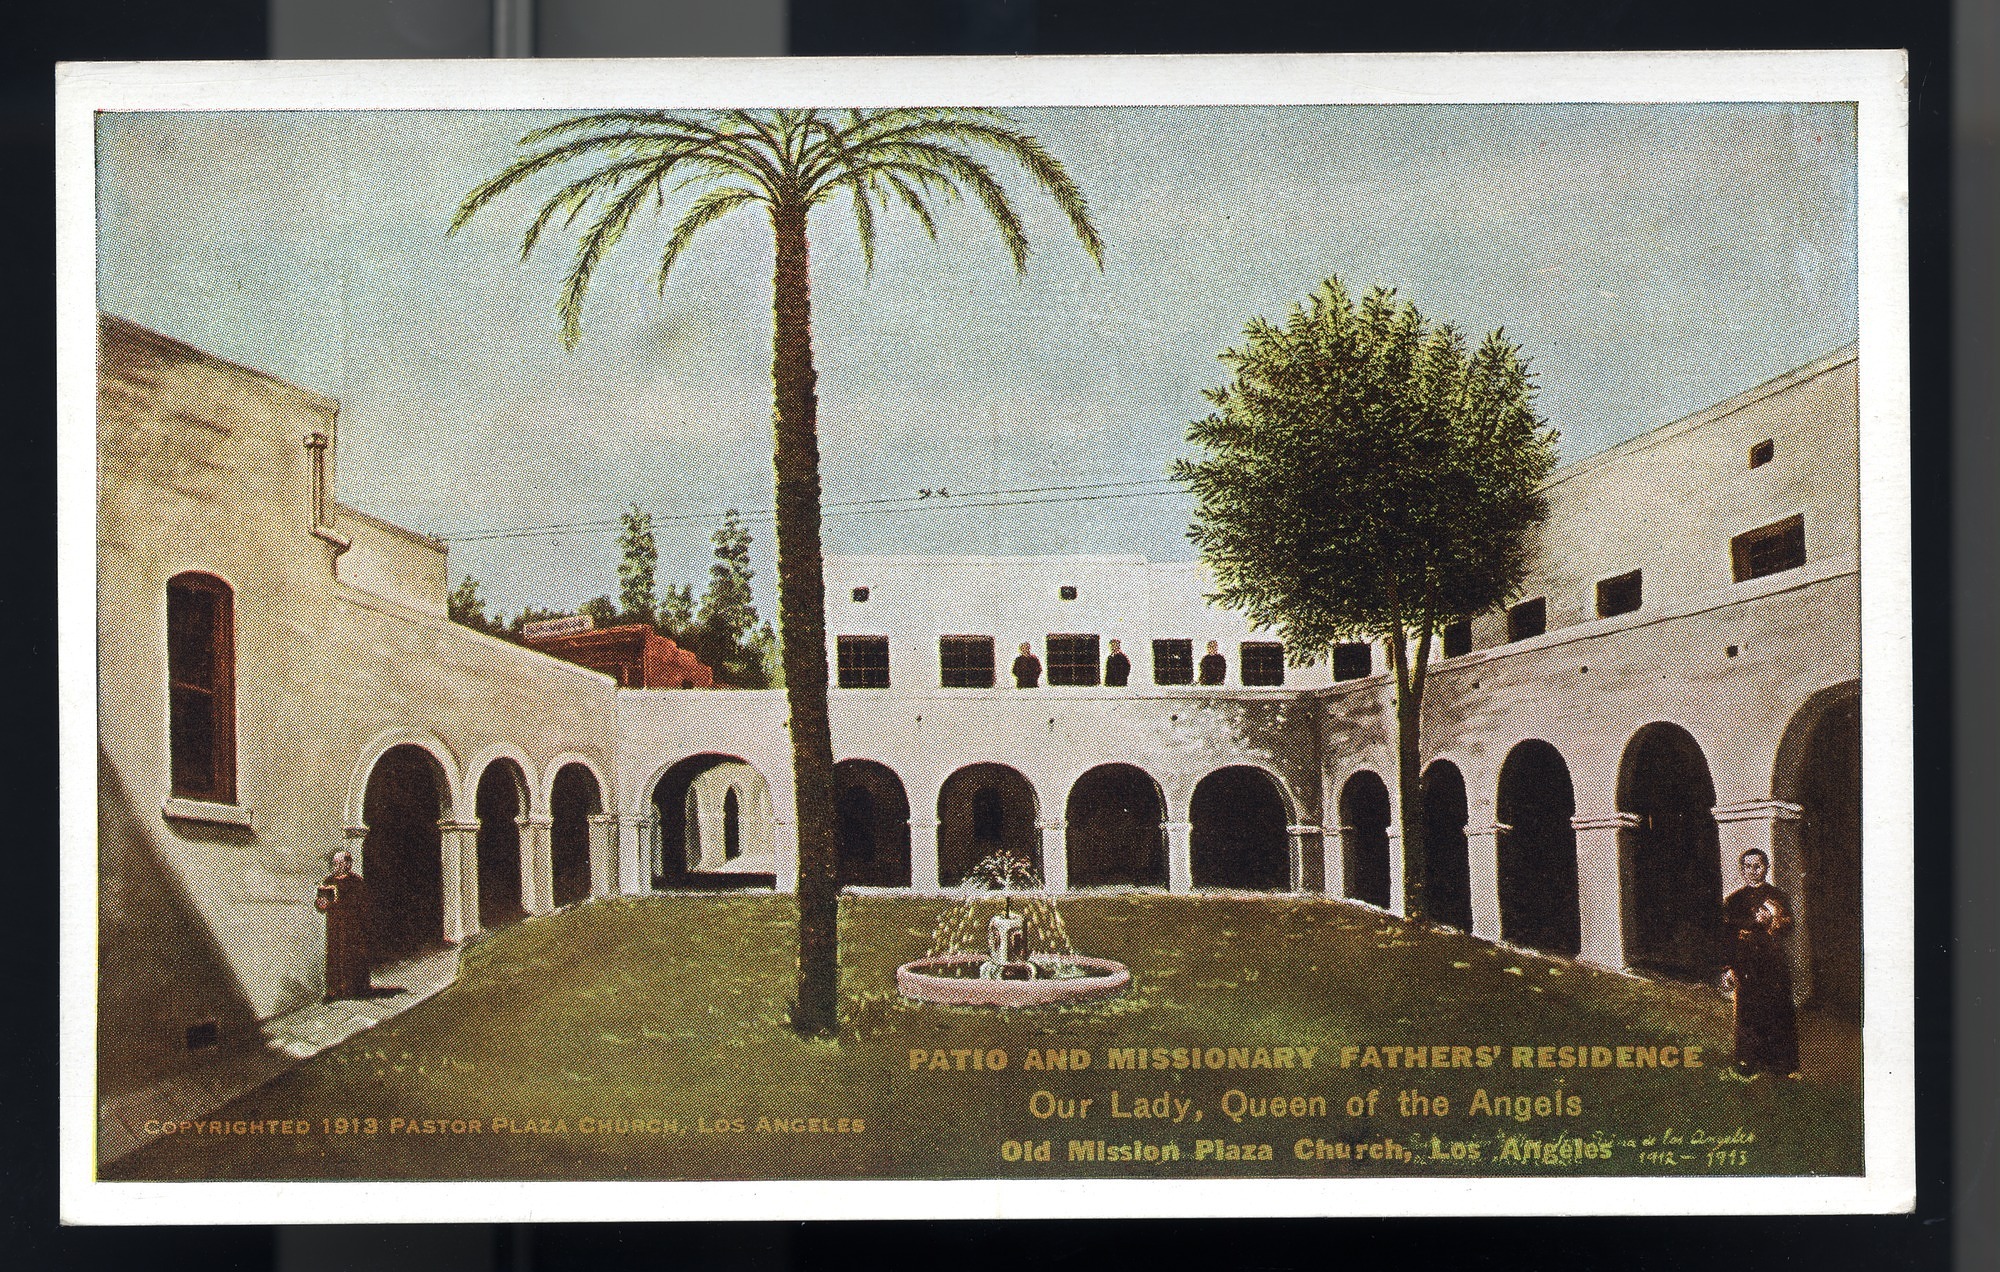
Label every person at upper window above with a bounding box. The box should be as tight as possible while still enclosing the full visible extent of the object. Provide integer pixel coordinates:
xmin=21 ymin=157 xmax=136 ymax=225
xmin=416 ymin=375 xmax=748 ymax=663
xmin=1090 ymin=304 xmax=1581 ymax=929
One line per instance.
xmin=1103 ymin=639 xmax=1131 ymax=688
xmin=1011 ymin=642 xmax=1042 ymax=689
xmin=1198 ymin=640 xmax=1227 ymax=685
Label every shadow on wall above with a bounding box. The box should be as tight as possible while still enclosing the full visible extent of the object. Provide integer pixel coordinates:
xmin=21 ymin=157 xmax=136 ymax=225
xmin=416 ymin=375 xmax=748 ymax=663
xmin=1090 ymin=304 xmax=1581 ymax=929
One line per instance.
xmin=97 ymin=747 xmax=263 ymax=1100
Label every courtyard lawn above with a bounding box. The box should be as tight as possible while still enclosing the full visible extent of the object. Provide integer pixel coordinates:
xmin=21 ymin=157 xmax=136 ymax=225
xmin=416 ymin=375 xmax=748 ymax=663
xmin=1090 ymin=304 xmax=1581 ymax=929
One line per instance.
xmin=105 ymin=893 xmax=1862 ymax=1181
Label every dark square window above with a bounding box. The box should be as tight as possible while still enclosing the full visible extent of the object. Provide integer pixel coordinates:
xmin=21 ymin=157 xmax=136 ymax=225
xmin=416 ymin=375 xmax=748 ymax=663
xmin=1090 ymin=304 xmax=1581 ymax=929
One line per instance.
xmin=1732 ymin=515 xmax=1806 ymax=582
xmin=1442 ymin=619 xmax=1472 ymax=658
xmin=836 ymin=635 xmax=890 ymax=688
xmin=1058 ymin=585 xmax=1078 ymax=600
xmin=1506 ymin=597 xmax=1546 ymax=643
xmin=1152 ymin=638 xmax=1194 ymax=685
xmin=1045 ymin=634 xmax=1100 ymax=686
xmin=939 ymin=635 xmax=995 ymax=688
xmin=1596 ymin=570 xmax=1643 ymax=618
xmin=1749 ymin=439 xmax=1775 ymax=468
xmin=1332 ymin=641 xmax=1372 ymax=682
xmin=1241 ymin=641 xmax=1287 ymax=685
xmin=850 ymin=586 xmax=870 ymax=603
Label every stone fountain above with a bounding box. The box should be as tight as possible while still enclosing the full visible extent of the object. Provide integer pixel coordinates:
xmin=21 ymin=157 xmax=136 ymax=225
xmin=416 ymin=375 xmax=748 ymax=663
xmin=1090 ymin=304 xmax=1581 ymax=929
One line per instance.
xmin=896 ymin=853 xmax=1130 ymax=1007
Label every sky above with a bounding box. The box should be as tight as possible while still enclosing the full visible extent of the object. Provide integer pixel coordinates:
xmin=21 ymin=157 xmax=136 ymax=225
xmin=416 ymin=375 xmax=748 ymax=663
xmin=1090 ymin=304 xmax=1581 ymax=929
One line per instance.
xmin=95 ymin=104 xmax=1858 ymax=622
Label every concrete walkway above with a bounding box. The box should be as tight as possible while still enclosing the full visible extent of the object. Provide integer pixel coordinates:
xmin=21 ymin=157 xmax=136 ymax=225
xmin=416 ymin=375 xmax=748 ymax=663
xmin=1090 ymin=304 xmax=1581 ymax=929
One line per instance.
xmin=97 ymin=945 xmax=462 ymax=1168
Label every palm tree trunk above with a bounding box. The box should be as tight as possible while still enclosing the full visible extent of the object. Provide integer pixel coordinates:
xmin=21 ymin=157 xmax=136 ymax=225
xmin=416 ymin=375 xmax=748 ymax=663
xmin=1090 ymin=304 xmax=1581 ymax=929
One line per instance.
xmin=769 ymin=203 xmax=841 ymax=1036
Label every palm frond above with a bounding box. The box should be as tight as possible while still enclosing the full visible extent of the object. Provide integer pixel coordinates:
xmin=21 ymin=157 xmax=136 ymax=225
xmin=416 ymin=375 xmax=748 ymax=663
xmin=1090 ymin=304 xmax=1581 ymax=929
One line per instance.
xmin=655 ymin=185 xmax=762 ymax=293
xmin=518 ymin=111 xmax=712 ymax=146
xmin=557 ymin=170 xmax=669 ymax=350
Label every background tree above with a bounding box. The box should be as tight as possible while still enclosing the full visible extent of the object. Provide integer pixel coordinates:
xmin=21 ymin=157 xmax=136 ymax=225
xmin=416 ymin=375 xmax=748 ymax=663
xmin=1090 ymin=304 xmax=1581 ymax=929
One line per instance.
xmin=1174 ymin=278 xmax=1558 ymax=918
xmin=693 ymin=509 xmax=771 ymax=688
xmin=617 ymin=504 xmax=660 ymax=627
xmin=447 ymin=574 xmax=503 ymax=636
xmin=452 ymin=108 xmax=1101 ymax=1035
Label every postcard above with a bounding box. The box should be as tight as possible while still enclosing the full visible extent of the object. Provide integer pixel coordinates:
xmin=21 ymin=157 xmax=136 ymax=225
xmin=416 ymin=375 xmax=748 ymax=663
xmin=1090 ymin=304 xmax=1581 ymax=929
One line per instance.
xmin=58 ymin=51 xmax=1912 ymax=1221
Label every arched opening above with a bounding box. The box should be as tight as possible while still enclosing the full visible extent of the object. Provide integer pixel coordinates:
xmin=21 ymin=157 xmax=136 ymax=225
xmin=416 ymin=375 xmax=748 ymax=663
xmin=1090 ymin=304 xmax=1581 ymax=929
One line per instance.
xmin=938 ymin=764 xmax=1040 ymax=886
xmin=834 ymin=759 xmax=912 ymax=887
xmin=1618 ymin=723 xmax=1723 ymax=981
xmin=550 ymin=763 xmax=602 ymax=909
xmin=360 ymin=744 xmax=448 ymax=966
xmin=1496 ymin=740 xmax=1581 ymax=958
xmin=475 ymin=759 xmax=527 ymax=929
xmin=1065 ymin=764 xmax=1167 ymax=888
xmin=1190 ymin=766 xmax=1291 ymax=890
xmin=1419 ymin=761 xmax=1473 ymax=932
xmin=1776 ymin=686 xmax=1862 ymax=1016
xmin=1339 ymin=771 xmax=1393 ymax=908
xmin=649 ymin=755 xmax=776 ymax=889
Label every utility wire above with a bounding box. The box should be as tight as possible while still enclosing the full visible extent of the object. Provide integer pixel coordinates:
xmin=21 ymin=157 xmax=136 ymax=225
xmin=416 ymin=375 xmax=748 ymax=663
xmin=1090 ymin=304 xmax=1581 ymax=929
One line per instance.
xmin=432 ymin=477 xmax=1189 ymax=543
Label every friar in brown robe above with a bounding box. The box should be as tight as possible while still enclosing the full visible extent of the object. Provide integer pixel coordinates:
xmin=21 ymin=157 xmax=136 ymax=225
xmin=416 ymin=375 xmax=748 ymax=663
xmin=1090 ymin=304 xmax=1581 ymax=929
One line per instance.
xmin=316 ymin=850 xmax=373 ymax=1001
xmin=1719 ymin=848 xmax=1800 ymax=1076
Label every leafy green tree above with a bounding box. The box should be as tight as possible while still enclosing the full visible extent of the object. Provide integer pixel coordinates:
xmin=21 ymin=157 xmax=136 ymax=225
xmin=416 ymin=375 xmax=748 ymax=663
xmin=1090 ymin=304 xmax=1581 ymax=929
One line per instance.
xmin=447 ymin=574 xmax=503 ymax=636
xmin=575 ymin=595 xmax=619 ymax=629
xmin=1174 ymin=278 xmax=1558 ymax=918
xmin=693 ymin=509 xmax=768 ymax=687
xmin=617 ymin=504 xmax=660 ymax=627
xmin=452 ymin=108 xmax=1102 ymax=1035
xmin=658 ymin=583 xmax=696 ymax=637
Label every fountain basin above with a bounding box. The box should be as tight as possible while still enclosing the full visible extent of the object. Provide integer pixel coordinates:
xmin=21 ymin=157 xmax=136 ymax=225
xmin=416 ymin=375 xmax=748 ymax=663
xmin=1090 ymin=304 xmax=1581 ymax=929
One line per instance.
xmin=896 ymin=954 xmax=1131 ymax=1007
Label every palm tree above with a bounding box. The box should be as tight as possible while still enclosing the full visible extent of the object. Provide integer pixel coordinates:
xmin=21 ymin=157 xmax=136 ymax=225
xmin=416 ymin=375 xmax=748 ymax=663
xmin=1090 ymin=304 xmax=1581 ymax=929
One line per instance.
xmin=451 ymin=108 xmax=1103 ymax=1035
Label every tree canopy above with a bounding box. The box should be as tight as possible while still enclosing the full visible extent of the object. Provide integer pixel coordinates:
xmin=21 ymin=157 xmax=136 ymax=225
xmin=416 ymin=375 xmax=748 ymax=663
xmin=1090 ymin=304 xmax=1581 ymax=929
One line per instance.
xmin=1175 ymin=277 xmax=1557 ymax=657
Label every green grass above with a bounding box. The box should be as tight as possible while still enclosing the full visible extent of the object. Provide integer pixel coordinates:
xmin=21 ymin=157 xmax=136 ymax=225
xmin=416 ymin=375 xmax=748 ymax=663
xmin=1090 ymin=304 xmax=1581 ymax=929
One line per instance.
xmin=105 ymin=893 xmax=1861 ymax=1181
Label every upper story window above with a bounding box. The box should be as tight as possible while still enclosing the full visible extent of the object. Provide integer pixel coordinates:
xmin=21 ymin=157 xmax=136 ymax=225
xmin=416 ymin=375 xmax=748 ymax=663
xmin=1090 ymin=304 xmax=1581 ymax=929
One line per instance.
xmin=1045 ymin=634 xmax=1100 ymax=686
xmin=1058 ymin=585 xmax=1078 ymax=601
xmin=1506 ymin=596 xmax=1547 ymax=643
xmin=1596 ymin=570 xmax=1643 ymax=618
xmin=836 ymin=635 xmax=890 ymax=688
xmin=1242 ymin=641 xmax=1287 ymax=686
xmin=1152 ymin=638 xmax=1194 ymax=685
xmin=1441 ymin=619 xmax=1472 ymax=659
xmin=939 ymin=635 xmax=996 ymax=688
xmin=1331 ymin=641 xmax=1372 ymax=682
xmin=850 ymin=587 xmax=870 ymax=603
xmin=1732 ymin=514 xmax=1806 ymax=582
xmin=167 ymin=572 xmax=236 ymax=804
xmin=1749 ymin=439 xmax=1775 ymax=468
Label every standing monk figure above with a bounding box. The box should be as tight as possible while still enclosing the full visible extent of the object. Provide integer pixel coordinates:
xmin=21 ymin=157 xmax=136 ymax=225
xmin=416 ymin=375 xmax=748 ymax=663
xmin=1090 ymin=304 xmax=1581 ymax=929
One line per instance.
xmin=1011 ymin=642 xmax=1042 ymax=689
xmin=1719 ymin=848 xmax=1800 ymax=1077
xmin=1103 ymin=639 xmax=1131 ymax=688
xmin=316 ymin=850 xmax=373 ymax=1001
xmin=1198 ymin=640 xmax=1228 ymax=686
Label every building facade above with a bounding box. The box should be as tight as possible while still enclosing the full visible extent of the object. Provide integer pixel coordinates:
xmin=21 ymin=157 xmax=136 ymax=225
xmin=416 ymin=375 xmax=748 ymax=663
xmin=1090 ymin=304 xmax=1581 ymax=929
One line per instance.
xmin=94 ymin=315 xmax=1862 ymax=1112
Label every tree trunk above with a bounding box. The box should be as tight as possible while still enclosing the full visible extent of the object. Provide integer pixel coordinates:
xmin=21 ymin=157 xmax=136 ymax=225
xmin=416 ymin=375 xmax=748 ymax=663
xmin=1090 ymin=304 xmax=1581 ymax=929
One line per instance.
xmin=769 ymin=204 xmax=841 ymax=1036
xmin=1388 ymin=617 xmax=1428 ymax=921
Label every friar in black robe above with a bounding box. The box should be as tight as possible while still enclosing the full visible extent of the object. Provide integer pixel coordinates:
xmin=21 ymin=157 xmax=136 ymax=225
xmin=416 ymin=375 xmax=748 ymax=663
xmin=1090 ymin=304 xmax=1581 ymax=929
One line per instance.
xmin=1103 ymin=639 xmax=1131 ymax=688
xmin=316 ymin=851 xmax=374 ymax=1002
xmin=1720 ymin=848 xmax=1799 ymax=1076
xmin=1198 ymin=640 xmax=1228 ymax=686
xmin=1011 ymin=642 xmax=1042 ymax=689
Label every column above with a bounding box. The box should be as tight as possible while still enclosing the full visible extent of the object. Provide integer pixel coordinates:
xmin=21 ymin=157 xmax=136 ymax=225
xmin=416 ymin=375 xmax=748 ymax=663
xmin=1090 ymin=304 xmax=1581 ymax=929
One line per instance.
xmin=1320 ymin=828 xmax=1343 ymax=898
xmin=1571 ymin=812 xmax=1639 ymax=970
xmin=1466 ymin=823 xmax=1505 ymax=941
xmin=616 ymin=812 xmax=652 ymax=895
xmin=1385 ymin=820 xmax=1407 ymax=917
xmin=1036 ymin=819 xmax=1067 ymax=893
xmin=586 ymin=814 xmax=618 ymax=898
xmin=438 ymin=819 xmax=482 ymax=942
xmin=520 ymin=814 xmax=554 ymax=915
xmin=342 ymin=823 xmax=369 ymax=875
xmin=771 ymin=815 xmax=799 ymax=893
xmin=1286 ymin=824 xmax=1321 ymax=893
xmin=1711 ymin=800 xmax=1802 ymax=881
xmin=1165 ymin=820 xmax=1193 ymax=893
xmin=907 ymin=817 xmax=942 ymax=892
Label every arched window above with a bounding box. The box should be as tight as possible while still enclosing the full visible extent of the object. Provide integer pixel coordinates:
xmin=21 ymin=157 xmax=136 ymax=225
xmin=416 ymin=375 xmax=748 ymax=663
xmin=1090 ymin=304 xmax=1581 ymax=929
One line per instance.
xmin=167 ymin=572 xmax=235 ymax=803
